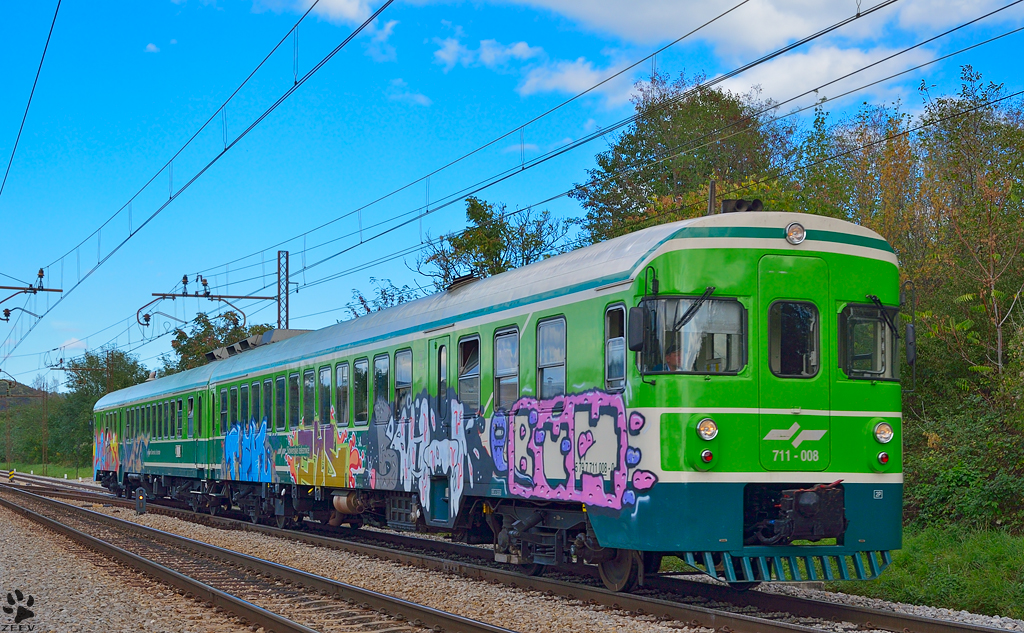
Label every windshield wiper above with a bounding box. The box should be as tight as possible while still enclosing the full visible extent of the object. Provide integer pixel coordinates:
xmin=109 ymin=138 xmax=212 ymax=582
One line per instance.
xmin=866 ymin=294 xmax=900 ymax=339
xmin=673 ymin=286 xmax=716 ymax=331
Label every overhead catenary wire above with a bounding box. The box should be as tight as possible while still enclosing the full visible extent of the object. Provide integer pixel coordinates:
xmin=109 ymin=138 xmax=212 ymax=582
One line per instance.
xmin=0 ymin=0 xmax=396 ymax=364
xmin=8 ymin=1 xmax=1014 ymax=372
xmin=0 ymin=0 xmax=62 ymax=202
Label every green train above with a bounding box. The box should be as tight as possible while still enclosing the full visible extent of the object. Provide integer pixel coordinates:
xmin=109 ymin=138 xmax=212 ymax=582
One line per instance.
xmin=94 ymin=207 xmax=910 ymax=591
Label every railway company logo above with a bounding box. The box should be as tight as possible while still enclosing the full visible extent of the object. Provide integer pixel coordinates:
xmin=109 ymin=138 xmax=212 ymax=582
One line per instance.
xmin=763 ymin=422 xmax=827 ymax=448
xmin=2 ymin=589 xmax=35 ymax=628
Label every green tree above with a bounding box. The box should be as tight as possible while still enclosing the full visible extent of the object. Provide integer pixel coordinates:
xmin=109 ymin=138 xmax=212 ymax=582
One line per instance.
xmin=571 ymin=71 xmax=796 ymax=243
xmin=417 ymin=196 xmax=571 ymax=290
xmin=160 ymin=312 xmax=273 ymax=375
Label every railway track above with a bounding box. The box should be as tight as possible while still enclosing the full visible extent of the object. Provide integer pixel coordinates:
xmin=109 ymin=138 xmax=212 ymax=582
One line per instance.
xmin=0 ymin=485 xmax=513 ymax=633
xmin=5 ymin=479 xmax=1010 ymax=633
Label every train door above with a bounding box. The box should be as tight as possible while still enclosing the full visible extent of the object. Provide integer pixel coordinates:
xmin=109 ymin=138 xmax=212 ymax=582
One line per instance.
xmin=429 ymin=336 xmax=451 ymax=438
xmin=757 ymin=254 xmax=831 ymax=471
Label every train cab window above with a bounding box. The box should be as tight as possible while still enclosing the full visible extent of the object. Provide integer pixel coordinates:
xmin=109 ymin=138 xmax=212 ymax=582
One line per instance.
xmin=251 ymin=382 xmax=261 ymax=424
xmin=240 ymin=384 xmax=249 ymax=425
xmin=769 ymin=301 xmax=820 ymax=378
xmin=187 ymin=398 xmax=195 ymax=438
xmin=639 ymin=298 xmax=746 ymax=374
xmin=373 ymin=354 xmax=390 ymax=423
xmin=303 ymin=370 xmax=315 ymax=425
xmin=177 ymin=399 xmax=184 ymax=438
xmin=494 ymin=329 xmax=519 ymax=410
xmin=335 ymin=363 xmax=349 ymax=427
xmin=275 ymin=376 xmax=286 ymax=432
xmin=538 ymin=318 xmax=566 ymax=399
xmin=353 ymin=358 xmax=369 ymax=425
xmin=458 ymin=338 xmax=480 ymax=416
xmin=263 ymin=380 xmax=272 ymax=427
xmin=605 ymin=306 xmax=626 ymax=391
xmin=230 ymin=387 xmax=239 ymax=428
xmin=220 ymin=389 xmax=228 ymax=435
xmin=288 ymin=373 xmax=300 ymax=429
xmin=395 ymin=350 xmax=413 ymax=417
xmin=437 ymin=345 xmax=448 ymax=423
xmin=319 ymin=366 xmax=332 ymax=424
xmin=838 ymin=304 xmax=899 ymax=380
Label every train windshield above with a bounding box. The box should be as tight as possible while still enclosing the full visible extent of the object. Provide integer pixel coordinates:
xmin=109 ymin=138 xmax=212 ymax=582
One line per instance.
xmin=838 ymin=304 xmax=900 ymax=380
xmin=640 ymin=298 xmax=745 ymax=374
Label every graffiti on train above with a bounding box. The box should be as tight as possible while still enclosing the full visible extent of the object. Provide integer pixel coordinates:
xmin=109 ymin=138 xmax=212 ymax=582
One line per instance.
xmin=93 ymin=428 xmax=120 ymax=472
xmin=284 ymin=409 xmax=366 ymax=489
xmin=122 ymin=434 xmax=150 ymax=473
xmin=502 ymin=391 xmax=656 ymax=510
xmin=224 ymin=417 xmax=276 ymax=482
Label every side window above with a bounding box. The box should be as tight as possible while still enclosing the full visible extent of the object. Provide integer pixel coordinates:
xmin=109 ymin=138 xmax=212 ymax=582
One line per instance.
xmin=335 ymin=363 xmax=349 ymax=427
xmin=395 ymin=350 xmax=412 ymax=417
xmin=605 ymin=306 xmax=626 ymax=391
xmin=252 ymin=381 xmax=261 ymax=423
xmin=458 ymin=337 xmax=480 ymax=416
xmin=353 ymin=358 xmax=369 ymax=425
xmin=220 ymin=388 xmax=228 ymax=435
xmin=275 ymin=376 xmax=286 ymax=432
xmin=240 ymin=384 xmax=249 ymax=425
xmin=538 ymin=318 xmax=567 ymax=399
xmin=288 ymin=373 xmax=300 ymax=429
xmin=197 ymin=395 xmax=203 ymax=437
xmin=494 ymin=328 xmax=519 ymax=410
xmin=263 ymin=379 xmax=273 ymax=427
xmin=187 ymin=398 xmax=195 ymax=438
xmin=163 ymin=402 xmax=170 ymax=438
xmin=373 ymin=354 xmax=390 ymax=422
xmin=437 ymin=345 xmax=448 ymax=422
xmin=769 ymin=301 xmax=820 ymax=378
xmin=319 ymin=366 xmax=332 ymax=424
xmin=177 ymin=399 xmax=183 ymax=438
xmin=230 ymin=387 xmax=239 ymax=426
xmin=303 ymin=369 xmax=315 ymax=425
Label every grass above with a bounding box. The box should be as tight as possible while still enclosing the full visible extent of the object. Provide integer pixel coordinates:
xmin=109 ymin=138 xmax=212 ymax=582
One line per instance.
xmin=2 ymin=461 xmax=94 ymax=481
xmin=827 ymin=527 xmax=1024 ymax=619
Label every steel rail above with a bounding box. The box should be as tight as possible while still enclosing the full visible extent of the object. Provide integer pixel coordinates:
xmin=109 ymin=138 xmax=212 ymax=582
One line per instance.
xmin=0 ymin=492 xmax=320 ymax=633
xmin=10 ymin=482 xmax=1011 ymax=633
xmin=0 ymin=486 xmax=514 ymax=633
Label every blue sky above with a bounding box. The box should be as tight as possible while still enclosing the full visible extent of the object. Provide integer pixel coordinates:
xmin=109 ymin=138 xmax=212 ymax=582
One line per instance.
xmin=2 ymin=0 xmax=1023 ymax=385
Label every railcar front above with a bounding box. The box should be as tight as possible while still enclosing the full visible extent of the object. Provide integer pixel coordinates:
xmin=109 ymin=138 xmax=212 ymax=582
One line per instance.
xmin=572 ymin=211 xmax=907 ymax=591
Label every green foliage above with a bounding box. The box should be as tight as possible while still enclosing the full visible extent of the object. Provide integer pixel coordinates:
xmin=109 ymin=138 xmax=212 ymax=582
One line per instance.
xmin=830 ymin=526 xmax=1024 ymax=618
xmin=347 ymin=277 xmax=424 ymax=318
xmin=417 ymin=196 xmax=571 ymax=290
xmin=160 ymin=312 xmax=273 ymax=375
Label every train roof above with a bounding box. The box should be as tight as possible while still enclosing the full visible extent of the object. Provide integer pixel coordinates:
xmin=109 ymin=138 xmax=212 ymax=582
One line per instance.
xmin=95 ymin=211 xmax=893 ymax=411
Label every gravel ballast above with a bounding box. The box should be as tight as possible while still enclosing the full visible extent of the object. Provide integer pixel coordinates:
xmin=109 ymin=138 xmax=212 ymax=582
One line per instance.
xmin=83 ymin=504 xmax=708 ymax=633
xmin=0 ymin=505 xmax=250 ymax=633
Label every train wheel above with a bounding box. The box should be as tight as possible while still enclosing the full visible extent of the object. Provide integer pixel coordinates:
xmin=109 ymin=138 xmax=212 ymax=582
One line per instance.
xmin=642 ymin=552 xmax=663 ymax=575
xmin=208 ymin=501 xmax=219 ymax=517
xmin=598 ymin=549 xmax=640 ymax=592
xmin=519 ymin=563 xmax=545 ymax=577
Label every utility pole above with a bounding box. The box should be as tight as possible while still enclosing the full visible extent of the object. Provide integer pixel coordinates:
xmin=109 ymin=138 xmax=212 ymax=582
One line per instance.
xmin=277 ymin=250 xmax=289 ymax=329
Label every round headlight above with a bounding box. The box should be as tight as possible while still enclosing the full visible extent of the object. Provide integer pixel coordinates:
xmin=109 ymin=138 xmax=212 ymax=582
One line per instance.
xmin=785 ymin=222 xmax=806 ymax=245
xmin=697 ymin=418 xmax=718 ymax=441
xmin=874 ymin=422 xmax=894 ymax=444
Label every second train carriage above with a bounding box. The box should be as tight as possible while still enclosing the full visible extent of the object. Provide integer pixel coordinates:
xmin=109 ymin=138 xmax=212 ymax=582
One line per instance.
xmin=94 ymin=209 xmax=909 ymax=591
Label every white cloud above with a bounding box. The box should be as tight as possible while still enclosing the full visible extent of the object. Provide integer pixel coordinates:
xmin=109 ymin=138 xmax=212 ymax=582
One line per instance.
xmin=310 ymin=0 xmax=372 ymax=24
xmin=387 ymin=78 xmax=432 ymax=106
xmin=718 ymin=44 xmax=935 ymax=107
xmin=501 ymin=142 xmax=540 ymax=154
xmin=517 ymin=57 xmax=637 ymax=106
xmin=433 ymin=37 xmax=473 ymax=72
xmin=60 ymin=337 xmax=87 ymax=350
xmin=478 ymin=40 xmax=543 ymax=68
xmin=145 ymin=43 xmax=160 ymax=53
xmin=366 ymin=19 xmax=398 ymax=61
xmin=170 ymin=38 xmax=178 ymax=45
